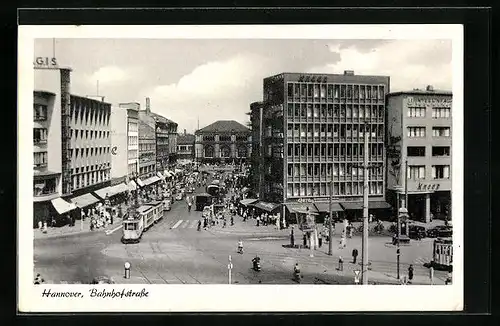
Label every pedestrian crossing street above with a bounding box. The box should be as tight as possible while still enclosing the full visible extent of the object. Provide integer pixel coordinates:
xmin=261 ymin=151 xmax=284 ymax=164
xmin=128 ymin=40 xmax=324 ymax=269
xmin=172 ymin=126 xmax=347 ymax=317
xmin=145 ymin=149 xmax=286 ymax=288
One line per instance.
xmin=168 ymin=219 xmax=200 ymax=230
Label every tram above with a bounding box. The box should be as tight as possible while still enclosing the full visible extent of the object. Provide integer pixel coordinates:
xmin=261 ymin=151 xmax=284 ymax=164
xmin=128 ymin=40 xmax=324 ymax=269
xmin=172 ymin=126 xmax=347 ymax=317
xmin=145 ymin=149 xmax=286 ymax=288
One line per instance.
xmin=206 ymin=180 xmax=221 ymax=198
xmin=121 ymin=200 xmax=164 ymax=244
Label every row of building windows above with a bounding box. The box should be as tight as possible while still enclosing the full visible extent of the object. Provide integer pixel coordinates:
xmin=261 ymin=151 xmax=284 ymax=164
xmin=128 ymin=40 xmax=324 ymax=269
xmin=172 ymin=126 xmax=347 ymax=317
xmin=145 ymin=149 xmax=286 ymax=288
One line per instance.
xmin=33 ymin=128 xmax=48 ymax=144
xmin=177 ymin=145 xmax=193 ymax=151
xmin=139 ymin=142 xmax=156 ymax=152
xmin=201 ymin=135 xmax=250 ymax=142
xmin=407 ymin=165 xmax=451 ymax=180
xmin=72 ymin=170 xmax=110 ymax=190
xmin=139 ymin=165 xmax=156 ymax=177
xmin=287 ymin=123 xmax=384 ymax=139
xmin=286 ymin=83 xmax=385 ymax=101
xmin=71 ymin=147 xmax=111 ymax=158
xmin=287 ymin=163 xmax=384 ymax=178
xmin=128 ymin=122 xmax=138 ymax=133
xmin=34 ymin=152 xmax=47 ymax=167
xmin=128 ymin=163 xmax=138 ymax=177
xmin=287 ymin=143 xmax=384 ymax=158
xmin=71 ymin=164 xmax=110 ymax=174
xmin=71 ymin=129 xmax=110 ymax=140
xmin=407 ymin=107 xmax=452 ymax=118
xmin=408 ymin=127 xmax=452 ymax=138
xmin=128 ymin=136 xmax=138 ymax=147
xmin=70 ymin=104 xmax=110 ymax=127
xmin=287 ymin=103 xmax=385 ymax=120
xmin=34 ymin=104 xmax=48 ymax=121
xmin=407 ymin=146 xmax=451 ymax=157
xmin=286 ymin=181 xmax=384 ymax=197
xmin=139 ymin=152 xmax=155 ymax=162
xmin=203 ymin=146 xmax=248 ymax=158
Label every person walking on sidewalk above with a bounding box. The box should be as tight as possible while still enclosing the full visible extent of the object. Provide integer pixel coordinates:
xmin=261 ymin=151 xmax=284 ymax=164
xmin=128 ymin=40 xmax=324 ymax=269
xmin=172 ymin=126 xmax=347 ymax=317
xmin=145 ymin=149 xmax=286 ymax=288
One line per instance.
xmin=290 ymin=226 xmax=295 ymax=247
xmin=408 ymin=264 xmax=414 ymax=284
xmin=338 ymin=256 xmax=344 ymax=271
xmin=352 ymin=248 xmax=359 ymax=264
xmin=318 ymin=232 xmax=323 ymax=248
xmin=339 ymin=234 xmax=346 ymax=249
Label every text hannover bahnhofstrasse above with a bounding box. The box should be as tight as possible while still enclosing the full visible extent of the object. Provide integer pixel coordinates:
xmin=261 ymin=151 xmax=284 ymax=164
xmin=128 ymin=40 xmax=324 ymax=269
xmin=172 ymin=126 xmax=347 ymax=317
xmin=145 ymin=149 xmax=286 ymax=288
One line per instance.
xmin=41 ymin=288 xmax=149 ymax=299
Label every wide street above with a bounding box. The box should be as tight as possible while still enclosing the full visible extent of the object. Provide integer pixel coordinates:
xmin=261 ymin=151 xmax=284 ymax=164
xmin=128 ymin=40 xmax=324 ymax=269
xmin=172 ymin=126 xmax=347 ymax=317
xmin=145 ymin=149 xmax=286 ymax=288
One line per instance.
xmin=34 ymin=181 xmax=448 ymax=285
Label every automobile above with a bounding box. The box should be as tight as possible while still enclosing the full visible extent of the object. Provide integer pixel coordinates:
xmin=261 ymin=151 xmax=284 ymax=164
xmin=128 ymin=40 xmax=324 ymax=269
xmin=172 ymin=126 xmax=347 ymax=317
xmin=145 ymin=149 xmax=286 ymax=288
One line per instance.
xmin=91 ymin=276 xmax=115 ymax=284
xmin=163 ymin=199 xmax=171 ymax=211
xmin=426 ymin=225 xmax=453 ymax=238
xmin=175 ymin=193 xmax=183 ymax=201
xmin=202 ymin=206 xmax=212 ymax=218
xmin=408 ymin=225 xmax=427 ymax=239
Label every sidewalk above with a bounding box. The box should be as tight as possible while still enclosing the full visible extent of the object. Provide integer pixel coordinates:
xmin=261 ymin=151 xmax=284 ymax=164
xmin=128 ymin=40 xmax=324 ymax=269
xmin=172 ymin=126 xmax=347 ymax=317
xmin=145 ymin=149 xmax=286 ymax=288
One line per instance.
xmin=34 ymin=216 xmax=123 ymax=240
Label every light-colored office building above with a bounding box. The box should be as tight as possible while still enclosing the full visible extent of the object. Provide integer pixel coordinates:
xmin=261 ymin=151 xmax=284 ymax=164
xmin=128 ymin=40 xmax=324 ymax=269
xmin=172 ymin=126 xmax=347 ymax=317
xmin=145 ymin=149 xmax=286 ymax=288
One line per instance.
xmin=386 ymin=85 xmax=452 ymax=222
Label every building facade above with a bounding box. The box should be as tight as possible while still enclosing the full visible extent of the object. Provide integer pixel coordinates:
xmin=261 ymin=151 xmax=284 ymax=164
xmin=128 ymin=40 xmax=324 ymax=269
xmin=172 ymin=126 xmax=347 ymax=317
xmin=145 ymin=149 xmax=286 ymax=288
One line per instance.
xmin=249 ymin=101 xmax=264 ymax=196
xmin=69 ymin=95 xmax=112 ymax=196
xmin=176 ymin=130 xmax=195 ymax=164
xmin=386 ymin=86 xmax=452 ymax=223
xmin=138 ymin=118 xmax=157 ymax=179
xmin=119 ymin=103 xmax=140 ymax=180
xmin=255 ymin=72 xmax=391 ymax=220
xmin=194 ymin=120 xmax=252 ymax=164
xmin=33 ymin=64 xmax=70 ymax=226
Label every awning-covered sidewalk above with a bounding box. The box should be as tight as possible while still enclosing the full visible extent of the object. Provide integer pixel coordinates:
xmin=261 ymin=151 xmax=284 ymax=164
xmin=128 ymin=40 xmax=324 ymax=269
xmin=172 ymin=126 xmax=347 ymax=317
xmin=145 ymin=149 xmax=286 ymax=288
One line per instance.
xmin=284 ymin=202 xmax=319 ymax=215
xmin=248 ymin=201 xmax=280 ymax=212
xmin=94 ymin=183 xmax=129 ymax=199
xmin=69 ymin=193 xmax=100 ymax=208
xmin=51 ymin=197 xmax=77 ymax=214
xmin=314 ymin=202 xmax=344 ymax=213
xmin=239 ymin=198 xmax=258 ymax=206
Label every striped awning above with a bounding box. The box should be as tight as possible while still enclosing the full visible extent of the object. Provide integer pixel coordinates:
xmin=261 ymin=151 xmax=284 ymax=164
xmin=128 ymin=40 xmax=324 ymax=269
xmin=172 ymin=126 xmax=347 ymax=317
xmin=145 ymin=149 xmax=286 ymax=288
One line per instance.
xmin=69 ymin=193 xmax=100 ymax=208
xmin=284 ymin=202 xmax=319 ymax=215
xmin=314 ymin=202 xmax=344 ymax=213
xmin=51 ymin=197 xmax=77 ymax=214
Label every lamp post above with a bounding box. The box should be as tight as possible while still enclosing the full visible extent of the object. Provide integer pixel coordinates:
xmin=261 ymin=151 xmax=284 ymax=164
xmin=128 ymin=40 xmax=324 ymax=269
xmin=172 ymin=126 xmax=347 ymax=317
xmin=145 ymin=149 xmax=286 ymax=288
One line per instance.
xmin=124 ymin=261 xmax=131 ymax=279
xmin=328 ymin=180 xmax=333 ymax=256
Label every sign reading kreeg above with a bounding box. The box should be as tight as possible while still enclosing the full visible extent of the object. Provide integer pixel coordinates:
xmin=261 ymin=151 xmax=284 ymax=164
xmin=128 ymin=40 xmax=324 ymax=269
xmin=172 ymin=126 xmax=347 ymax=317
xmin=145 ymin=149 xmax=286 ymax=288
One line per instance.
xmin=416 ymin=183 xmax=441 ymax=191
xmin=407 ymin=96 xmax=452 ymax=108
xmin=34 ymin=57 xmax=58 ymax=68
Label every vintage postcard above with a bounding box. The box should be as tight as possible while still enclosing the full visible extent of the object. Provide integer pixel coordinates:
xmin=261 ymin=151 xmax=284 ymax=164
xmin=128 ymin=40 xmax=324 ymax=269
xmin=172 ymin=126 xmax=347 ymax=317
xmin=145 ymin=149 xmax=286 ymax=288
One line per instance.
xmin=18 ymin=24 xmax=463 ymax=312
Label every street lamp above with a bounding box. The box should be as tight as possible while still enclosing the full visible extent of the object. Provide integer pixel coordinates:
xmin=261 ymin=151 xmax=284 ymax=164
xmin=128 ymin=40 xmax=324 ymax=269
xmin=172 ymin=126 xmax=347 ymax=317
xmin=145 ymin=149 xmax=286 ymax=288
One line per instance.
xmin=124 ymin=261 xmax=131 ymax=279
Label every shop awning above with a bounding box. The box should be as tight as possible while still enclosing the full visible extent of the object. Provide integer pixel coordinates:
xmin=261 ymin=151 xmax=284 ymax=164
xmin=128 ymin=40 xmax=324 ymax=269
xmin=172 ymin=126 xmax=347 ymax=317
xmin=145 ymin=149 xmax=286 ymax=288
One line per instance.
xmin=51 ymin=197 xmax=77 ymax=214
xmin=249 ymin=201 xmax=279 ymax=212
xmin=368 ymin=201 xmax=392 ymax=209
xmin=143 ymin=176 xmax=161 ymax=186
xmin=69 ymin=193 xmax=100 ymax=208
xmin=340 ymin=201 xmax=392 ymax=210
xmin=284 ymin=202 xmax=319 ymax=215
xmin=111 ymin=183 xmax=129 ymax=195
xmin=128 ymin=180 xmax=137 ymax=191
xmin=314 ymin=202 xmax=344 ymax=213
xmin=94 ymin=186 xmax=113 ymax=200
xmin=239 ymin=198 xmax=258 ymax=206
xmin=136 ymin=179 xmax=145 ymax=187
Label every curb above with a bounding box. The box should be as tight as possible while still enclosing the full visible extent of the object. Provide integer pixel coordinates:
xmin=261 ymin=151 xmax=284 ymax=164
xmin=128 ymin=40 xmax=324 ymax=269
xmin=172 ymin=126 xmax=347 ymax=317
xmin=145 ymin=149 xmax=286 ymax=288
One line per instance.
xmin=34 ymin=223 xmax=122 ymax=240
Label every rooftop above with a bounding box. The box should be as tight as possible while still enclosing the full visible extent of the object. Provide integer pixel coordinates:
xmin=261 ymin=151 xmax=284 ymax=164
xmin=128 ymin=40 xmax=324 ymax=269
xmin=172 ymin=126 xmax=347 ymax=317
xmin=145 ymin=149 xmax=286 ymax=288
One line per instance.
xmin=149 ymin=111 xmax=178 ymax=126
xmin=178 ymin=134 xmax=195 ymax=143
xmin=70 ymin=94 xmax=112 ymax=106
xmin=196 ymin=120 xmax=250 ymax=134
xmin=388 ymin=85 xmax=452 ymax=97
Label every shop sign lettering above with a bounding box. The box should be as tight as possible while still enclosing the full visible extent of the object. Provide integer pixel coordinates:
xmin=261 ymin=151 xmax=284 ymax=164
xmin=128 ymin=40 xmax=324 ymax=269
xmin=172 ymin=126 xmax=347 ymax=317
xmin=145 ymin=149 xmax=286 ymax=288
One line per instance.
xmin=407 ymin=96 xmax=452 ymax=108
xmin=417 ymin=183 xmax=440 ymax=191
xmin=34 ymin=57 xmax=58 ymax=68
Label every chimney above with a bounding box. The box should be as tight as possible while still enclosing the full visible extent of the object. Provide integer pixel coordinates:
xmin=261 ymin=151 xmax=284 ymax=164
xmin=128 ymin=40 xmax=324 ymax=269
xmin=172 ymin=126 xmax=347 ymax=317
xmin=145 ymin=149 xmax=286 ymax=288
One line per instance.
xmin=426 ymin=85 xmax=434 ymax=91
xmin=184 ymin=129 xmax=186 ymax=135
xmin=344 ymin=70 xmax=354 ymax=76
xmin=145 ymin=97 xmax=151 ymax=114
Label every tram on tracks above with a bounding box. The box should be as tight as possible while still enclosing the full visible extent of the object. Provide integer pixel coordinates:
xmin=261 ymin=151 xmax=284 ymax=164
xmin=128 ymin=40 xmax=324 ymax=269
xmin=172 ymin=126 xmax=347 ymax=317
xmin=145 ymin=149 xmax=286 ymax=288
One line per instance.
xmin=121 ymin=200 xmax=164 ymax=244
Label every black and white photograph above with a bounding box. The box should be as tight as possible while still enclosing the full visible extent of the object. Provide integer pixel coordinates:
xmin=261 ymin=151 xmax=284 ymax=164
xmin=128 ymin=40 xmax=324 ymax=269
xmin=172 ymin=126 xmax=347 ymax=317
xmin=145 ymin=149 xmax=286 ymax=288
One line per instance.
xmin=19 ymin=24 xmax=463 ymax=312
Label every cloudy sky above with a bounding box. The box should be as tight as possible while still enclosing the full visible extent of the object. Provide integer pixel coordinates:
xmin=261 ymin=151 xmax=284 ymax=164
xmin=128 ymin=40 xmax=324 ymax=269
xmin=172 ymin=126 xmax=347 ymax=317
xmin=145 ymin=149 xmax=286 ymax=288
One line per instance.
xmin=34 ymin=38 xmax=452 ymax=133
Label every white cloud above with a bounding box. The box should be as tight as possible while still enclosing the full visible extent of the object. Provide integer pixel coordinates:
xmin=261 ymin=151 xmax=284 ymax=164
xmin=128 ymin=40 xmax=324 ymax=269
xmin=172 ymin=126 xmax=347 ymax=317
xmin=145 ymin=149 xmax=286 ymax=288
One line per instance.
xmin=309 ymin=40 xmax=452 ymax=91
xmin=85 ymin=65 xmax=134 ymax=86
xmin=152 ymin=54 xmax=262 ymax=101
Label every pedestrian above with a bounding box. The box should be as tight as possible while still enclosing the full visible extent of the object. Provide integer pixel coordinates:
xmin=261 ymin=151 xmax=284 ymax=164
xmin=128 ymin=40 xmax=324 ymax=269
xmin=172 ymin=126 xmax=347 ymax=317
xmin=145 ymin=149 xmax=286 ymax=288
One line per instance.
xmin=256 ymin=216 xmax=260 ymax=227
xmin=38 ymin=220 xmax=43 ymax=231
xmin=303 ymin=233 xmax=307 ymax=247
xmin=338 ymin=256 xmax=344 ymax=271
xmin=290 ymin=226 xmax=295 ymax=247
xmin=230 ymin=215 xmax=234 ymax=226
xmin=318 ymin=232 xmax=323 ymax=248
xmin=339 ymin=235 xmax=346 ymax=249
xmin=348 ymin=223 xmax=353 ymax=238
xmin=352 ymin=248 xmax=359 ymax=264
xmin=408 ymin=264 xmax=414 ymax=284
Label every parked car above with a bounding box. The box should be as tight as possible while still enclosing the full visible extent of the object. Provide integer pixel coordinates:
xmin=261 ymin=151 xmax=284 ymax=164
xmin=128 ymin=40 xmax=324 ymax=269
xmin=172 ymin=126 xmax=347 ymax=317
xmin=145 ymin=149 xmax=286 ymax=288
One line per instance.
xmin=408 ymin=225 xmax=426 ymax=239
xmin=426 ymin=225 xmax=453 ymax=238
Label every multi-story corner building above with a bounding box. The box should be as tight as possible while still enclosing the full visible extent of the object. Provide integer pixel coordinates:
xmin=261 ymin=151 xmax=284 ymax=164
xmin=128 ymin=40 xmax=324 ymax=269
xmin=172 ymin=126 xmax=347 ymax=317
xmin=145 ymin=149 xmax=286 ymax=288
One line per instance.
xmin=138 ymin=118 xmax=157 ymax=179
xmin=176 ymin=130 xmax=195 ymax=164
xmin=254 ymin=71 xmax=391 ymax=220
xmin=249 ymin=101 xmax=264 ymax=196
xmin=33 ymin=62 xmax=72 ymax=226
xmin=69 ymin=95 xmax=112 ymax=196
xmin=168 ymin=121 xmax=179 ymax=164
xmin=386 ymin=86 xmax=452 ymax=223
xmin=194 ymin=120 xmax=252 ymax=164
xmin=118 ymin=103 xmax=140 ymax=180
